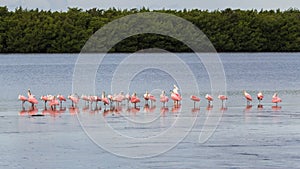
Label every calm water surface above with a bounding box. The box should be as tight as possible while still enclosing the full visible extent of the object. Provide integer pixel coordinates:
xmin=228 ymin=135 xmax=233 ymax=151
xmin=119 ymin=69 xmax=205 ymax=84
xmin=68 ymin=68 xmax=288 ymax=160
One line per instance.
xmin=0 ymin=53 xmax=299 ymax=169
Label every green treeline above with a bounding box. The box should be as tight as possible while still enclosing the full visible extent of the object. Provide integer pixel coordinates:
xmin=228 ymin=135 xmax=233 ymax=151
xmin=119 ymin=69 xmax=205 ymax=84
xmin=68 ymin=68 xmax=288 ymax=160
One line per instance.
xmin=0 ymin=6 xmax=300 ymax=53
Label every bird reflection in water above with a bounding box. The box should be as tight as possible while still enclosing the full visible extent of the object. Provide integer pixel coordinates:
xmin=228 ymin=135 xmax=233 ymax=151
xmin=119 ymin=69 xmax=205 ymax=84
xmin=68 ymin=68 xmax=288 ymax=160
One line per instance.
xmin=69 ymin=107 xmax=79 ymax=115
xmin=272 ymin=105 xmax=282 ymax=111
xmin=244 ymin=105 xmax=252 ymax=112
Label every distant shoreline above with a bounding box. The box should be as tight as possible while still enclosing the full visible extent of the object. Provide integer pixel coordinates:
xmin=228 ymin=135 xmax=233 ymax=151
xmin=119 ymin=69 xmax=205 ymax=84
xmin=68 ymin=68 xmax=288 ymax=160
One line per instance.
xmin=0 ymin=6 xmax=300 ymax=53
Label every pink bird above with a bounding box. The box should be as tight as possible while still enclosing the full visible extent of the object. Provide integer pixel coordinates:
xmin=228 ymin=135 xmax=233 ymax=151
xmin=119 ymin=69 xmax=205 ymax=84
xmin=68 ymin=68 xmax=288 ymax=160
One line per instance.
xmin=18 ymin=95 xmax=28 ymax=108
xmin=40 ymin=95 xmax=51 ymax=108
xmin=107 ymin=94 xmax=114 ymax=106
xmin=68 ymin=94 xmax=79 ymax=107
xmin=205 ymin=94 xmax=213 ymax=105
xmin=114 ymin=92 xmax=124 ymax=106
xmin=89 ymin=95 xmax=96 ymax=104
xmin=218 ymin=95 xmax=228 ymax=106
xmin=257 ymin=92 xmax=264 ymax=105
xmin=81 ymin=95 xmax=90 ymax=105
xmin=89 ymin=95 xmax=101 ymax=107
xmin=149 ymin=95 xmax=156 ymax=103
xmin=49 ymin=96 xmax=59 ymax=110
xmin=272 ymin=92 xmax=282 ymax=106
xmin=160 ymin=90 xmax=169 ymax=107
xmin=57 ymin=94 xmax=66 ymax=105
xmin=27 ymin=89 xmax=38 ymax=108
xmin=125 ymin=93 xmax=131 ymax=104
xmin=171 ymin=85 xmax=182 ymax=107
xmin=130 ymin=92 xmax=140 ymax=108
xmin=144 ymin=91 xmax=151 ymax=104
xmin=119 ymin=92 xmax=126 ymax=102
xmin=95 ymin=95 xmax=102 ymax=104
xmin=101 ymin=91 xmax=110 ymax=109
xmin=190 ymin=95 xmax=200 ymax=108
xmin=144 ymin=91 xmax=156 ymax=105
xmin=243 ymin=90 xmax=252 ymax=105
xmin=171 ymin=91 xmax=181 ymax=106
xmin=27 ymin=96 xmax=38 ymax=108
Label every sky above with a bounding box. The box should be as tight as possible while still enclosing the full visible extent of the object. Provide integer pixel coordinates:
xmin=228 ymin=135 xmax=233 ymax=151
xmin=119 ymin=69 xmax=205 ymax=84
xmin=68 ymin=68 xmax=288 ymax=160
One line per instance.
xmin=0 ymin=0 xmax=300 ymax=11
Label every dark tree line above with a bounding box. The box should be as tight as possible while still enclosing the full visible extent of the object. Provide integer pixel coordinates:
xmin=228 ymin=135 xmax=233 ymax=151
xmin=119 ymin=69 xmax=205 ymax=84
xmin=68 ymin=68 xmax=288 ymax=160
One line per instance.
xmin=0 ymin=6 xmax=300 ymax=53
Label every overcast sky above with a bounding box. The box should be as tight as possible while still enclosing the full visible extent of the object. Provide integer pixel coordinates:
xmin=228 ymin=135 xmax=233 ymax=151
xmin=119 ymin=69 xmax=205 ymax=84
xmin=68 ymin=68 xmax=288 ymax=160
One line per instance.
xmin=1 ymin=0 xmax=300 ymax=11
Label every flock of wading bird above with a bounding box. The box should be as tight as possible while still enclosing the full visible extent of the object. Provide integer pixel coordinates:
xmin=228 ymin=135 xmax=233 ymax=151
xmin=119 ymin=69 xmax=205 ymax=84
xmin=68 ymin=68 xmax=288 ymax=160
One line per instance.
xmin=18 ymin=85 xmax=283 ymax=116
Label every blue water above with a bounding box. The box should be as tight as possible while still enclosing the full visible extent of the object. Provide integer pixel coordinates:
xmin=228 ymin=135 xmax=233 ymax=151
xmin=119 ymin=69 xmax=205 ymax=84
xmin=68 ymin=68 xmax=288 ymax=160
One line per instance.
xmin=0 ymin=53 xmax=300 ymax=169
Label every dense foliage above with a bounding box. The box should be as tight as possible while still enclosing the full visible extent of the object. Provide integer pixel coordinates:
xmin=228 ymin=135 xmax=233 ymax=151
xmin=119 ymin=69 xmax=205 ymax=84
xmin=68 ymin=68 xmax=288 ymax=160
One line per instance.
xmin=0 ymin=6 xmax=300 ymax=53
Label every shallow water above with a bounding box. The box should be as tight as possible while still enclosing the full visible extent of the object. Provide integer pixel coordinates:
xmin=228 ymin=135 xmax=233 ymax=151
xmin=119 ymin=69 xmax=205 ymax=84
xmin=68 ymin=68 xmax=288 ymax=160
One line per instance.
xmin=0 ymin=53 xmax=300 ymax=168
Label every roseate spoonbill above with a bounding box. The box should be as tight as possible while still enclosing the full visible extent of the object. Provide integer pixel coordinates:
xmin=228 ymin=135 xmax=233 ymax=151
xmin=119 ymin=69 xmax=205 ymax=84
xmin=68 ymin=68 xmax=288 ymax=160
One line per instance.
xmin=160 ymin=91 xmax=169 ymax=107
xmin=101 ymin=91 xmax=109 ymax=109
xmin=107 ymin=94 xmax=115 ymax=107
xmin=205 ymin=94 xmax=213 ymax=105
xmin=95 ymin=95 xmax=101 ymax=103
xmin=190 ymin=95 xmax=200 ymax=108
xmin=125 ymin=93 xmax=131 ymax=105
xmin=171 ymin=85 xmax=181 ymax=106
xmin=130 ymin=92 xmax=140 ymax=108
xmin=144 ymin=91 xmax=150 ymax=104
xmin=81 ymin=95 xmax=90 ymax=105
xmin=88 ymin=95 xmax=94 ymax=105
xmin=257 ymin=92 xmax=264 ymax=105
xmin=144 ymin=91 xmax=156 ymax=105
xmin=89 ymin=95 xmax=100 ymax=107
xmin=218 ymin=95 xmax=227 ymax=107
xmin=114 ymin=92 xmax=124 ymax=106
xmin=49 ymin=96 xmax=59 ymax=110
xmin=57 ymin=94 xmax=66 ymax=105
xmin=68 ymin=94 xmax=79 ymax=107
xmin=18 ymin=95 xmax=28 ymax=108
xmin=27 ymin=89 xmax=38 ymax=108
xmin=149 ymin=95 xmax=156 ymax=104
xmin=40 ymin=95 xmax=51 ymax=108
xmin=119 ymin=91 xmax=126 ymax=104
xmin=171 ymin=90 xmax=182 ymax=107
xmin=272 ymin=92 xmax=282 ymax=106
xmin=243 ymin=90 xmax=252 ymax=105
